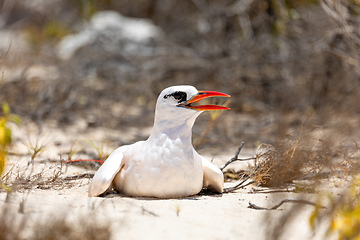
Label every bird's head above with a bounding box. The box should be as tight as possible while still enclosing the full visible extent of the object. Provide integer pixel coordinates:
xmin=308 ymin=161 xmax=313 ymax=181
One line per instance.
xmin=154 ymin=85 xmax=230 ymax=128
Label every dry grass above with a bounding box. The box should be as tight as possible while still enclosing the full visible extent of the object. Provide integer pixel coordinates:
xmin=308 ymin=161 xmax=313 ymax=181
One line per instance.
xmin=220 ymin=121 xmax=360 ymax=192
xmin=248 ymin=132 xmax=360 ymax=240
xmin=0 ymin=205 xmax=25 ymax=240
xmin=0 ymin=202 xmax=112 ymax=240
xmin=1 ymin=0 xmax=360 ymax=133
xmin=251 ymin=129 xmax=359 ymax=188
xmin=309 ymin=175 xmax=360 ymax=239
xmin=263 ymin=1 xmax=360 ymax=238
xmin=0 ymin=158 xmax=108 ymax=240
xmin=0 ymin=161 xmax=92 ymax=193
xmin=29 ymin=213 xmax=112 ymax=240
xmin=253 ymin=136 xmax=336 ymax=188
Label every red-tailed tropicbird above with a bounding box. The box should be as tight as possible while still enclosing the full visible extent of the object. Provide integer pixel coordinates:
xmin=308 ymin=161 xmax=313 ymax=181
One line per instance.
xmin=89 ymin=85 xmax=230 ymax=198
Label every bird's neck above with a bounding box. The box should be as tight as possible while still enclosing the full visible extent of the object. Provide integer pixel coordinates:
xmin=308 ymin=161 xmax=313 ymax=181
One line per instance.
xmin=148 ymin=114 xmax=198 ymax=146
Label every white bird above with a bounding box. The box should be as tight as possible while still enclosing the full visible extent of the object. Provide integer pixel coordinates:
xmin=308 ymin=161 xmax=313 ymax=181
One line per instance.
xmin=89 ymin=85 xmax=230 ymax=198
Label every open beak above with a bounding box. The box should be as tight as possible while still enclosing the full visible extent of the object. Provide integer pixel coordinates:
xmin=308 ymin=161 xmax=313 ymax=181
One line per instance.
xmin=180 ymin=90 xmax=231 ymax=111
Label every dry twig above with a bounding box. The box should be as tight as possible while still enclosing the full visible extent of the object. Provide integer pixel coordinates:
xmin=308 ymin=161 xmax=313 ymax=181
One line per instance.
xmin=248 ymin=199 xmax=326 ymax=210
xmin=220 ymin=142 xmax=255 ymax=171
xmin=221 ymin=143 xmax=257 ymax=193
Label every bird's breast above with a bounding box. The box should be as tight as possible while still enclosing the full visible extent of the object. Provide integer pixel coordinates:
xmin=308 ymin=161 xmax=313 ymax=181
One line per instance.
xmin=113 ymin=138 xmax=203 ymax=198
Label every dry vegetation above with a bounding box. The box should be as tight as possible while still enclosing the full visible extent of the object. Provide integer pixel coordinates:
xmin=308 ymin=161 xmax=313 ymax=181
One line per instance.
xmin=1 ymin=0 xmax=359 ymax=129
xmin=252 ymin=129 xmax=358 ymax=188
xmin=0 ymin=201 xmax=112 ymax=240
xmin=1 ymin=163 xmax=89 ymax=192
xmin=262 ymin=1 xmax=360 ymax=239
xmin=0 ymin=0 xmax=360 ymax=239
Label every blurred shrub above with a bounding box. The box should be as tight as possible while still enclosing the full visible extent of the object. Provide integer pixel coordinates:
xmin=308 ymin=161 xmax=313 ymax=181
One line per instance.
xmin=0 ymin=206 xmax=112 ymax=240
xmin=0 ymin=102 xmax=20 ymax=176
xmin=309 ymin=175 xmax=360 ymax=240
xmin=25 ymin=20 xmax=72 ymax=52
xmin=252 ymin=125 xmax=344 ymax=187
xmin=73 ymin=0 xmax=113 ymax=19
xmin=0 ymin=0 xmax=359 ymax=133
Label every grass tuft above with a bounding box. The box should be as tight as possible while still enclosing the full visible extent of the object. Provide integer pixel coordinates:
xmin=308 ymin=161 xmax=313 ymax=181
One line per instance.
xmin=248 ymin=122 xmax=360 ymax=189
xmin=0 ymin=203 xmax=112 ymax=240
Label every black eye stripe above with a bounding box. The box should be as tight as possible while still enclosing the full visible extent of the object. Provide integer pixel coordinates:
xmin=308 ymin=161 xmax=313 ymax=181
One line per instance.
xmin=163 ymin=91 xmax=187 ymax=102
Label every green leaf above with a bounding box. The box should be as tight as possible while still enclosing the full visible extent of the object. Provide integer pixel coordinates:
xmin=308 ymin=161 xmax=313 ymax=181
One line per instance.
xmin=8 ymin=114 xmax=22 ymax=126
xmin=2 ymin=102 xmax=9 ymax=115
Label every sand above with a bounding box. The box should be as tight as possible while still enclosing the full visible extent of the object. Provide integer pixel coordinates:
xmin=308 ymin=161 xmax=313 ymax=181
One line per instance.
xmin=0 ymin=121 xmax=336 ymax=240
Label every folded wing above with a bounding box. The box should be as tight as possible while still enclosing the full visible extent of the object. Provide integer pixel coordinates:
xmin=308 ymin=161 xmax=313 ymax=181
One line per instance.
xmin=88 ymin=149 xmax=124 ymax=197
xmin=200 ymin=155 xmax=224 ymax=193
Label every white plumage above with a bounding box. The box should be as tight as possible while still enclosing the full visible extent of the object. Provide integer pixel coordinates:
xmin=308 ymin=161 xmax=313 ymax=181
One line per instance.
xmin=89 ymin=85 xmax=230 ymax=198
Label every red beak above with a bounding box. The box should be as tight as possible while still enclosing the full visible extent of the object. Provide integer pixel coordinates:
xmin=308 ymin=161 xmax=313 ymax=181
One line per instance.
xmin=183 ymin=90 xmax=230 ymax=111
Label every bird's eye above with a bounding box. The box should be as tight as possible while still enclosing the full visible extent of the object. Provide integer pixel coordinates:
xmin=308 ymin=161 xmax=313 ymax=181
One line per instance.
xmin=172 ymin=91 xmax=187 ymax=102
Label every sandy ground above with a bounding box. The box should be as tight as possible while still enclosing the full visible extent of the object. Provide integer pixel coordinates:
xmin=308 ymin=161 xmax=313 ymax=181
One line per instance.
xmin=0 ymin=179 xmax=333 ymax=240
xmin=0 ymin=121 xmax=337 ymax=240
xmin=0 ymin=181 xmax=326 ymax=240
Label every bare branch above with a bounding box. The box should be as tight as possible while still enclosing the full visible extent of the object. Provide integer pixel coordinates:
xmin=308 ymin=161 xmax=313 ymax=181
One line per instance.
xmin=223 ymin=180 xmax=255 ymax=193
xmin=223 ymin=166 xmax=259 ymax=193
xmin=220 ymin=142 xmax=248 ymax=171
xmin=248 ymin=199 xmax=326 ymax=210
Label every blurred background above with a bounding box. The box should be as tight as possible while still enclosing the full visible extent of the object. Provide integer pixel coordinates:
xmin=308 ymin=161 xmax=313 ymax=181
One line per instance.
xmin=0 ymin=0 xmax=359 ymax=150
